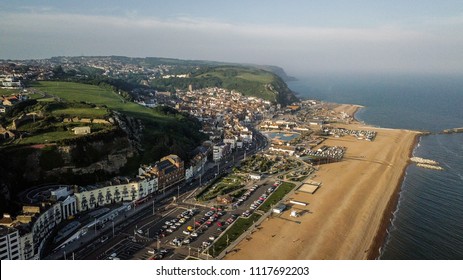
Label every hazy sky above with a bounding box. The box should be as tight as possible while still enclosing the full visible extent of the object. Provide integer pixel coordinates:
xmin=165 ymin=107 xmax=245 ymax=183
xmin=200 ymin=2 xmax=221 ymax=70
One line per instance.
xmin=1 ymin=1 xmax=463 ymax=75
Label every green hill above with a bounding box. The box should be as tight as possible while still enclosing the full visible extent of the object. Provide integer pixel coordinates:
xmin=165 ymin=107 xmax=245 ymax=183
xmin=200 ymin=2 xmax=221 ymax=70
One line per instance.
xmin=151 ymin=66 xmax=299 ymax=105
xmin=29 ymin=81 xmax=205 ymax=159
xmin=0 ymin=82 xmax=205 ymax=184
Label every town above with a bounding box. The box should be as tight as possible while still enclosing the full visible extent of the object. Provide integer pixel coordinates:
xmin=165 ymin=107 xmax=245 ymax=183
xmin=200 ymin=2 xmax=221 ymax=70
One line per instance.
xmin=0 ymin=58 xmax=377 ymax=260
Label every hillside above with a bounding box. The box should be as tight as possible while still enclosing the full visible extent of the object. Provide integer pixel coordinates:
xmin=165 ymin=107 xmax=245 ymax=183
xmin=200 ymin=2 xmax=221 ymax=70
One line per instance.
xmin=151 ymin=66 xmax=299 ymax=105
xmin=0 ymin=82 xmax=205 ymax=212
xmin=27 ymin=81 xmax=206 ymax=161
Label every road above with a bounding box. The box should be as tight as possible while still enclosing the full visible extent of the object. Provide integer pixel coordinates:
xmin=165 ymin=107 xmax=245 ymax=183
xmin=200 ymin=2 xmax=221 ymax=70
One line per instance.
xmin=48 ymin=126 xmax=270 ymax=260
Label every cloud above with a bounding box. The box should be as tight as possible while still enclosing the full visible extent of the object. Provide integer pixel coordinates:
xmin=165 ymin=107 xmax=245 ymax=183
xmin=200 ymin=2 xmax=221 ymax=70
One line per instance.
xmin=1 ymin=11 xmax=462 ymax=74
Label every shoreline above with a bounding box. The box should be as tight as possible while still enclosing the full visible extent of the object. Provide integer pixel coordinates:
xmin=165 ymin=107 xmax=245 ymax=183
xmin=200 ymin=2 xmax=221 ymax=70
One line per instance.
xmin=342 ymin=103 xmax=422 ymax=259
xmin=225 ymin=103 xmax=420 ymax=260
xmin=366 ymin=133 xmax=421 ymax=259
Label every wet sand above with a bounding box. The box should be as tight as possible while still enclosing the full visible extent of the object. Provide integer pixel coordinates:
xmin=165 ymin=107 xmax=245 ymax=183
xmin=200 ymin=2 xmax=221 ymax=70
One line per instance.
xmin=225 ymin=105 xmax=419 ymax=260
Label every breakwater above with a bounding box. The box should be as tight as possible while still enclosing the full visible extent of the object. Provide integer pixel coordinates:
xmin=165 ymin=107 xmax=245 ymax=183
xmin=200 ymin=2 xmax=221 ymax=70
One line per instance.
xmin=410 ymin=157 xmax=443 ymax=171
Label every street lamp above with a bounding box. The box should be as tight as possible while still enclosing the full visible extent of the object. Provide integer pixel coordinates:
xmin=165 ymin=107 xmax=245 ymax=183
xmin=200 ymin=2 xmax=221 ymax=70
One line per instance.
xmin=112 ymin=221 xmax=115 ymax=238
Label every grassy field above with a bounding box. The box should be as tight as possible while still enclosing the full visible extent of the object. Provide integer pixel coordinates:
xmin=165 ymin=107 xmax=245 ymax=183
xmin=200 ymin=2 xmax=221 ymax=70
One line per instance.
xmin=258 ymin=182 xmax=296 ymax=212
xmin=199 ymin=173 xmax=246 ymax=201
xmin=32 ymin=81 xmax=170 ymax=121
xmin=196 ymin=67 xmax=278 ymax=102
xmin=36 ymin=97 xmax=55 ymax=102
xmin=212 ymin=213 xmax=262 ymax=257
xmin=51 ymin=107 xmax=108 ymax=118
xmin=15 ymin=131 xmax=76 ymax=145
xmin=0 ymin=88 xmax=21 ymax=95
xmin=26 ymin=92 xmax=45 ymax=99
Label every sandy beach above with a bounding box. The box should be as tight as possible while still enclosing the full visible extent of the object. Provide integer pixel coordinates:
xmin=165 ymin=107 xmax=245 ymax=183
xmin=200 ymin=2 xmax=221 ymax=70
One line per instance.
xmin=225 ymin=105 xmax=419 ymax=260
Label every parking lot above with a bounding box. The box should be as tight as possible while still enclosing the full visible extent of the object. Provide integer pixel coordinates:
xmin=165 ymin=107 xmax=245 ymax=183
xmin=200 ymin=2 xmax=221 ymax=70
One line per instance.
xmin=77 ymin=176 xmax=282 ymax=260
xmin=130 ymin=179 xmax=282 ymax=259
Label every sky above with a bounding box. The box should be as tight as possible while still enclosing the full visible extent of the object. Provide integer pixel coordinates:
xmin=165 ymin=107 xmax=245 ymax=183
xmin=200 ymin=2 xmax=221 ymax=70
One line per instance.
xmin=1 ymin=0 xmax=463 ymax=76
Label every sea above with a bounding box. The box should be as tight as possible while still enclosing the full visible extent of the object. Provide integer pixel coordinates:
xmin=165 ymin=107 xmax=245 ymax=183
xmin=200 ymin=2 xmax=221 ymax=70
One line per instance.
xmin=287 ymin=73 xmax=463 ymax=259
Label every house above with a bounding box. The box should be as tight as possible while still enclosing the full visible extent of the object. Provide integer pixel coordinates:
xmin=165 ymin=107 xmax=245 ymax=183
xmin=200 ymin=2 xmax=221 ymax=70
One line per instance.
xmin=272 ymin=204 xmax=286 ymax=214
xmin=213 ymin=143 xmax=231 ymax=162
xmin=151 ymin=155 xmax=185 ymax=192
xmin=223 ymin=137 xmax=237 ymax=149
xmin=72 ymin=126 xmax=91 ymax=135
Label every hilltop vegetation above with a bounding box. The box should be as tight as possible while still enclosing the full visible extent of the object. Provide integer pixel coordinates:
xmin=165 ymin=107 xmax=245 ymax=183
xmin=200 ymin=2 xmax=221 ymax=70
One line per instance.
xmin=151 ymin=66 xmax=298 ymax=105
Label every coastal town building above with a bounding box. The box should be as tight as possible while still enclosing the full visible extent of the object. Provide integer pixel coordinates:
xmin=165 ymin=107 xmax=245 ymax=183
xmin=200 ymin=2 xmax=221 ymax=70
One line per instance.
xmin=0 ymin=225 xmax=20 ymax=260
xmin=150 ymin=154 xmax=185 ymax=193
xmin=213 ymin=143 xmax=231 ymax=162
xmin=0 ymin=203 xmax=63 ymax=260
xmin=74 ymin=177 xmax=147 ymax=212
xmin=72 ymin=126 xmax=91 ymax=135
xmin=50 ymin=187 xmax=78 ymax=220
xmin=1 ymin=76 xmax=22 ymax=88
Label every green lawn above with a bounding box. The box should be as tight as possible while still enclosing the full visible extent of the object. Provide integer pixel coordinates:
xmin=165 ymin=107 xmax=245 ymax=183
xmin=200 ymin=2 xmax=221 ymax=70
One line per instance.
xmin=26 ymin=92 xmax=45 ymax=99
xmin=200 ymin=173 xmax=245 ymax=201
xmin=32 ymin=81 xmax=170 ymax=122
xmin=52 ymin=107 xmax=109 ymax=118
xmin=17 ymin=131 xmax=76 ymax=145
xmin=33 ymin=81 xmax=119 ymax=104
xmin=212 ymin=213 xmax=261 ymax=257
xmin=37 ymin=97 xmax=55 ymax=102
xmin=257 ymin=182 xmax=296 ymax=212
xmin=196 ymin=67 xmax=278 ymax=101
xmin=0 ymin=88 xmax=21 ymax=95
xmin=236 ymin=71 xmax=274 ymax=83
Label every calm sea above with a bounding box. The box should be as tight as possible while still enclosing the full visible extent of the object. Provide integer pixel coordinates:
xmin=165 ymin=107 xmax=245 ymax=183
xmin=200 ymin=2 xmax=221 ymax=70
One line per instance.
xmin=288 ymin=74 xmax=463 ymax=259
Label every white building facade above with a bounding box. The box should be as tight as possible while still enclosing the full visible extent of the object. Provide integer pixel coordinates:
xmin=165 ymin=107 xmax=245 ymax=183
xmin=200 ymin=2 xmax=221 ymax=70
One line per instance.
xmin=0 ymin=226 xmax=20 ymax=260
